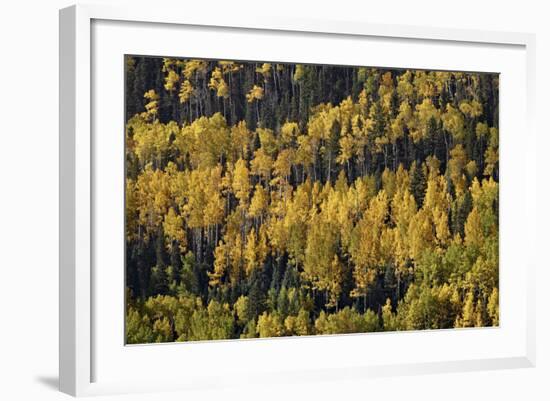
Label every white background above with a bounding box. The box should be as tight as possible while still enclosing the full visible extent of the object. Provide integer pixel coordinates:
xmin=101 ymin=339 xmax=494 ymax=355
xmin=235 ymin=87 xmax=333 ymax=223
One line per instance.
xmin=0 ymin=0 xmax=547 ymax=400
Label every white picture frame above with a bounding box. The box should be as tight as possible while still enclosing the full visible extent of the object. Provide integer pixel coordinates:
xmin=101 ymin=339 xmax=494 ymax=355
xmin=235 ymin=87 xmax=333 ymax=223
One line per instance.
xmin=59 ymin=3 xmax=536 ymax=397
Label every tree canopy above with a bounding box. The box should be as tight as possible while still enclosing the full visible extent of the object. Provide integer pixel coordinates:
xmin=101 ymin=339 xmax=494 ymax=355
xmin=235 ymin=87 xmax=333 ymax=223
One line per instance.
xmin=125 ymin=56 xmax=499 ymax=343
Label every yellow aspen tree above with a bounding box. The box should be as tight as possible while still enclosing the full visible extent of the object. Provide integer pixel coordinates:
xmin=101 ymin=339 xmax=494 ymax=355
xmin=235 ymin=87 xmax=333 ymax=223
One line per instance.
xmin=255 ymin=63 xmax=272 ymax=79
xmin=413 ymin=71 xmax=439 ymax=98
xmin=408 ymin=208 xmax=435 ymax=262
xmin=484 ymin=127 xmax=499 ymax=177
xmin=337 ymin=96 xmax=357 ymax=137
xmin=178 ymin=80 xmax=194 ymax=103
xmin=395 ymin=163 xmax=410 ymax=189
xmin=433 ymin=207 xmax=451 ymax=247
xmin=208 ymin=241 xmax=228 ymax=287
xmin=293 ymin=64 xmax=305 ymax=82
xmin=250 ymin=148 xmax=273 ymax=185
xmin=474 ymin=299 xmax=486 ymax=327
xmin=326 ymin=255 xmax=344 ymax=309
xmin=256 ymin=312 xmax=284 ymax=338
xmin=203 ymin=166 xmax=225 ymax=229
xmin=246 ymin=85 xmax=264 ymax=102
xmin=219 ymin=60 xmax=242 ymax=74
xmin=232 ymin=159 xmax=251 ymax=207
xmin=377 ymin=71 xmax=395 ymax=112
xmin=391 ymin=188 xmax=417 ymax=282
xmin=396 ymin=70 xmax=414 ymax=101
xmin=229 ymin=234 xmax=244 ymax=284
xmin=244 ymin=229 xmax=258 ymax=276
xmin=182 ymin=59 xmax=207 ymax=79
xmin=448 ymin=144 xmax=468 ymax=194
xmin=257 ymin=128 xmax=279 ymax=156
xmin=184 ymin=170 xmax=207 ymax=230
xmin=273 ymin=148 xmax=295 ymax=185
xmin=249 ymin=184 xmax=268 ymax=221
xmin=382 ymin=298 xmax=397 ymax=331
xmin=410 ymin=98 xmax=440 ymax=142
xmin=295 ymin=135 xmax=317 ymax=178
xmin=283 ymin=185 xmax=310 ymax=266
xmin=381 ymin=168 xmax=397 ymax=199
xmin=457 ymin=290 xmax=476 ymax=328
xmin=442 ymin=104 xmax=466 ymax=142
xmin=136 ymin=165 xmax=171 ymax=240
xmin=284 ymin=309 xmax=311 ymax=336
xmin=163 ymin=69 xmax=179 ymax=93
xmin=229 ymin=121 xmax=253 ymax=162
xmin=208 ymin=66 xmax=229 ymax=98
xmin=464 ymin=207 xmax=484 ymax=249
xmin=459 ymin=100 xmax=483 ymax=119
xmin=163 ymin=207 xmax=187 ymax=252
xmin=350 ymin=191 xmax=388 ymax=304
xmin=303 ymin=213 xmax=340 ymax=306
xmin=475 ymin=121 xmax=489 ymax=140
xmin=142 ymin=89 xmax=159 ymax=120
xmin=280 ymin=121 xmax=300 ymax=146
xmin=465 ymin=160 xmax=478 ymax=180
xmin=390 ymin=101 xmax=412 ymax=142
xmin=487 ymin=288 xmax=499 ymax=326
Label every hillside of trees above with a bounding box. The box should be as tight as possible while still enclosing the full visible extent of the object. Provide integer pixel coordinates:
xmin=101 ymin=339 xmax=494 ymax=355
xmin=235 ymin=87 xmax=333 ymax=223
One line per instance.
xmin=125 ymin=56 xmax=499 ymax=343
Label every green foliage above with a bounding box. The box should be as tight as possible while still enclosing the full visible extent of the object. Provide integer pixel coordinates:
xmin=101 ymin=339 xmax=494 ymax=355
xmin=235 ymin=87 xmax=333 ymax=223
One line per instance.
xmin=257 ymin=312 xmax=284 ymax=338
xmin=126 ymin=307 xmax=154 ymax=344
xmin=394 ymin=284 xmax=459 ymax=330
xmin=315 ymin=307 xmax=379 ymax=335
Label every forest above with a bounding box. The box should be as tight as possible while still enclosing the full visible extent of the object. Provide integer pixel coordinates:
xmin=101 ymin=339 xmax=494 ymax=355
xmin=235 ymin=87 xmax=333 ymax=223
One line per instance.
xmin=124 ymin=56 xmax=499 ymax=343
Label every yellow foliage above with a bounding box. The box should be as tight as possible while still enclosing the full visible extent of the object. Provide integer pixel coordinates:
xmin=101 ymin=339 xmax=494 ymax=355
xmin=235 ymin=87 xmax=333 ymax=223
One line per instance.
xmin=178 ymin=80 xmax=194 ymax=103
xmin=246 ymin=85 xmax=264 ymax=102
xmin=163 ymin=207 xmax=186 ymax=251
xmin=232 ymin=159 xmax=251 ymax=206
xmin=410 ymin=98 xmax=440 ymax=142
xmin=208 ymin=67 xmax=229 ymax=98
xmin=255 ymin=63 xmax=272 ymax=79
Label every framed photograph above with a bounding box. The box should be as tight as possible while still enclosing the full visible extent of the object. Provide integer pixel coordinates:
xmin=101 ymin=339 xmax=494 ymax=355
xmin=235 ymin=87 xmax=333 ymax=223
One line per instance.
xmin=59 ymin=4 xmax=536 ymax=396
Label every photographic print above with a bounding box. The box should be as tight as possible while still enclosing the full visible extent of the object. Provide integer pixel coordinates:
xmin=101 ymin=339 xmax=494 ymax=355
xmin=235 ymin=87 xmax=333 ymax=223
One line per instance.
xmin=125 ymin=56 xmax=499 ymax=344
